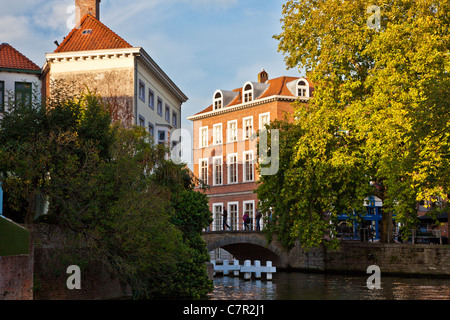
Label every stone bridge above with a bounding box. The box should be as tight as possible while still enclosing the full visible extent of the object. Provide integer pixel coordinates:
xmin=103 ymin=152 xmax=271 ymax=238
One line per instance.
xmin=202 ymin=231 xmax=291 ymax=269
xmin=203 ymin=231 xmax=450 ymax=276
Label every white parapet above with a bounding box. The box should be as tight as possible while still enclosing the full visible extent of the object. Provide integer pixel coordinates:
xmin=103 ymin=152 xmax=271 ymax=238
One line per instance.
xmin=240 ymin=260 xmax=276 ymax=280
xmin=211 ymin=259 xmax=276 ymax=280
xmin=243 ymin=260 xmax=252 ymax=280
xmin=211 ymin=260 xmax=241 ymax=277
xmin=233 ymin=260 xmax=240 ymax=277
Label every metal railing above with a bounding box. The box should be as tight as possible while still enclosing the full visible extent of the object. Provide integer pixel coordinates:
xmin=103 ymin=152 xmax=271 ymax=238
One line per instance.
xmin=205 ymin=218 xmax=264 ymax=232
xmin=411 ymin=229 xmax=443 ymax=245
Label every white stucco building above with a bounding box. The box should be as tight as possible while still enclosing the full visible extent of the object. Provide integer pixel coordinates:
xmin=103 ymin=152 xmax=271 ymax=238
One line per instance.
xmin=42 ymin=0 xmax=188 ymax=146
xmin=0 ymin=43 xmax=41 ymax=115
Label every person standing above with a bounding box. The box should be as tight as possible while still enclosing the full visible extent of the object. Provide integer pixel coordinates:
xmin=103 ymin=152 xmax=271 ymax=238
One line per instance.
xmin=255 ymin=210 xmax=262 ymax=231
xmin=243 ymin=212 xmax=250 ymax=230
xmin=222 ymin=207 xmax=230 ymax=231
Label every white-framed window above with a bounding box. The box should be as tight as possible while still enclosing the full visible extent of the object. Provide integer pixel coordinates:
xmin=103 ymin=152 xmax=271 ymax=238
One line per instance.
xmin=158 ymin=130 xmax=166 ymax=145
xmin=165 ymin=105 xmax=170 ymax=122
xmin=227 ymin=120 xmax=237 ymax=143
xmin=259 ymin=112 xmax=270 ymax=130
xmin=138 ymin=115 xmax=145 ymax=127
xmin=148 ymin=89 xmax=155 ymax=109
xmin=172 ymin=111 xmax=177 ymax=127
xmin=228 ymin=202 xmax=239 ymax=231
xmin=214 ymin=91 xmax=223 ymax=110
xmin=243 ymin=116 xmax=253 ymax=140
xmin=213 ymin=123 xmax=223 ymax=145
xmin=227 ymin=153 xmax=238 ymax=184
xmin=297 ymin=79 xmax=309 ymax=98
xmin=157 ymin=97 xmax=163 ymax=116
xmin=243 ymin=83 xmax=253 ymax=103
xmin=199 ymin=158 xmax=209 ymax=184
xmin=243 ymin=150 xmax=254 ymax=182
xmin=213 ymin=203 xmax=224 ymax=231
xmin=243 ymin=200 xmax=255 ymax=231
xmin=213 ymin=156 xmax=223 ymax=186
xmin=199 ymin=126 xmax=208 ymax=148
xmin=15 ymin=82 xmax=32 ymax=106
xmin=139 ymin=80 xmax=145 ymax=102
xmin=148 ymin=123 xmax=154 ymax=137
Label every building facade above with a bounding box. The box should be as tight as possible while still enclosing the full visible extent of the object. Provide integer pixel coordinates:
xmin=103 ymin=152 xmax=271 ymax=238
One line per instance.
xmin=42 ymin=0 xmax=187 ymax=145
xmin=188 ymin=70 xmax=311 ymax=231
xmin=0 ymin=43 xmax=41 ymax=115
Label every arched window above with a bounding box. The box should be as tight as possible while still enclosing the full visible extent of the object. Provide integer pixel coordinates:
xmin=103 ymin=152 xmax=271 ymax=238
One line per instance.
xmin=243 ymin=83 xmax=253 ymax=103
xmin=297 ymin=79 xmax=309 ymax=98
xmin=214 ymin=91 xmax=223 ymax=110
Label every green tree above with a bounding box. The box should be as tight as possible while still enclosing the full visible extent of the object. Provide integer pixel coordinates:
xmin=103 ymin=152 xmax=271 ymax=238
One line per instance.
xmin=154 ymin=161 xmax=214 ymax=298
xmin=258 ymin=119 xmax=369 ymax=249
xmin=0 ymin=91 xmax=214 ymax=299
xmin=272 ymin=0 xmax=449 ymax=244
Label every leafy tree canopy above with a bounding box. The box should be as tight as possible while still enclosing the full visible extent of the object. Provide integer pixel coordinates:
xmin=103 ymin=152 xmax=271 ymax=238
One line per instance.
xmin=263 ymin=0 xmax=449 ymax=246
xmin=0 ymin=89 xmax=213 ymax=299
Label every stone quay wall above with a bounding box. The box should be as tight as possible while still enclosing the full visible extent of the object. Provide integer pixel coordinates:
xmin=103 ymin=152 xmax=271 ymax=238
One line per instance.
xmin=289 ymin=241 xmax=450 ymax=277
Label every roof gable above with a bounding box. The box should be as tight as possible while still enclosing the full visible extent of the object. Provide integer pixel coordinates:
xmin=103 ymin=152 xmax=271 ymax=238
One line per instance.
xmin=54 ymin=14 xmax=132 ymax=53
xmin=0 ymin=43 xmax=40 ymax=72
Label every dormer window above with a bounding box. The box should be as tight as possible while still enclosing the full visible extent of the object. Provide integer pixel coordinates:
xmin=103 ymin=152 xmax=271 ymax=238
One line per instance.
xmin=297 ymin=79 xmax=309 ymax=98
xmin=243 ymin=83 xmax=253 ymax=103
xmin=214 ymin=91 xmax=223 ymax=110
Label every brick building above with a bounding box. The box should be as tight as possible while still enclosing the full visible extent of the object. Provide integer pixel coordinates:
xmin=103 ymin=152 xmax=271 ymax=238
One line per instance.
xmin=188 ymin=70 xmax=311 ymax=231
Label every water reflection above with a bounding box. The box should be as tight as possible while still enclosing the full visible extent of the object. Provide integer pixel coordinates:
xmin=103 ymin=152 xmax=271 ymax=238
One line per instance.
xmin=208 ymin=272 xmax=450 ymax=300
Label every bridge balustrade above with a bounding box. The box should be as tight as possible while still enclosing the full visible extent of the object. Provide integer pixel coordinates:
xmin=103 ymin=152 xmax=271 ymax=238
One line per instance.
xmin=206 ymin=218 xmax=264 ymax=232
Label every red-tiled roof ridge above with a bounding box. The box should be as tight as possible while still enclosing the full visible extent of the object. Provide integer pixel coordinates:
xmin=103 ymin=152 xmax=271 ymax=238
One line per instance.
xmin=192 ymin=76 xmax=302 ymax=117
xmin=54 ymin=14 xmax=133 ymax=53
xmin=0 ymin=43 xmax=40 ymax=71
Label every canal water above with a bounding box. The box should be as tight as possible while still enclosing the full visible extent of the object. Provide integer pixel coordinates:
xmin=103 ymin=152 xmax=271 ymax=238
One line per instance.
xmin=208 ymin=272 xmax=450 ymax=300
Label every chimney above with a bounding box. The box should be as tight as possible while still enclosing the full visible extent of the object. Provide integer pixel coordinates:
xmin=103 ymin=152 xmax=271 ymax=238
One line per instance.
xmin=75 ymin=0 xmax=101 ymax=21
xmin=258 ymin=69 xmax=269 ymax=83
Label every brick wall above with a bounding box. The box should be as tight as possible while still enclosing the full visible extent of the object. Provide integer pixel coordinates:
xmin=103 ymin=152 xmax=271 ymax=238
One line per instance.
xmin=193 ymin=99 xmax=296 ymax=230
xmin=32 ymin=225 xmax=131 ymax=300
xmin=75 ymin=0 xmax=100 ymax=21
xmin=33 ymin=248 xmax=130 ymax=300
xmin=0 ymin=255 xmax=33 ymax=300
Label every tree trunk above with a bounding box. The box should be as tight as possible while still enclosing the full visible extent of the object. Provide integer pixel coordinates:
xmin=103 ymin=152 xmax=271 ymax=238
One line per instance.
xmin=381 ymin=210 xmax=394 ymax=243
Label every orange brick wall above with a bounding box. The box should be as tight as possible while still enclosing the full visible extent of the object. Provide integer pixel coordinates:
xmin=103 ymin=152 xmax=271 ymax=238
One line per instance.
xmin=75 ymin=0 xmax=100 ymax=21
xmin=192 ymin=99 xmax=296 ymax=229
xmin=0 ymin=255 xmax=33 ymax=300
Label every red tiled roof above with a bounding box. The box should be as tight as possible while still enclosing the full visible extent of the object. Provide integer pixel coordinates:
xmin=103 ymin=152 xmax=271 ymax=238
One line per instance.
xmin=0 ymin=43 xmax=40 ymax=71
xmin=193 ymin=76 xmax=306 ymax=116
xmin=260 ymin=76 xmax=301 ymax=98
xmin=54 ymin=14 xmax=132 ymax=53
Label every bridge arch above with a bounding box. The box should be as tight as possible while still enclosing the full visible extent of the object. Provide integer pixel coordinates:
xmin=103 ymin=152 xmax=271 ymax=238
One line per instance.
xmin=202 ymin=231 xmax=289 ymax=268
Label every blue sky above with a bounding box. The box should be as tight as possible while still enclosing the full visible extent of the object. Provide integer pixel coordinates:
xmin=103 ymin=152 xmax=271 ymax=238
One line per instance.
xmin=0 ymin=0 xmax=303 ymax=129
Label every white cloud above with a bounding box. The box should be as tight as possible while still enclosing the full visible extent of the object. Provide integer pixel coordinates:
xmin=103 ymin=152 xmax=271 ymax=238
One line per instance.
xmin=32 ymin=0 xmax=74 ymax=34
xmin=0 ymin=15 xmax=31 ymax=43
